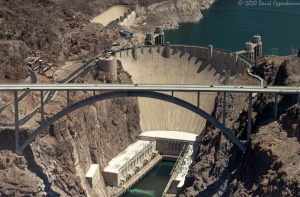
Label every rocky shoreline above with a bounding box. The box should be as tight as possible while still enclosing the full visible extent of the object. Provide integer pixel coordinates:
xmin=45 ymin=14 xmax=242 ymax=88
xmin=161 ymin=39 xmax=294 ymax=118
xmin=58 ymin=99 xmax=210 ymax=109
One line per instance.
xmin=137 ymin=0 xmax=216 ymax=30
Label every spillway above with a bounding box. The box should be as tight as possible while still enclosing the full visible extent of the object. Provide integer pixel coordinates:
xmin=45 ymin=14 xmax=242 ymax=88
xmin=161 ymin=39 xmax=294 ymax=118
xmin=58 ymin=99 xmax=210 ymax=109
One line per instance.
xmin=115 ymin=45 xmax=255 ymax=134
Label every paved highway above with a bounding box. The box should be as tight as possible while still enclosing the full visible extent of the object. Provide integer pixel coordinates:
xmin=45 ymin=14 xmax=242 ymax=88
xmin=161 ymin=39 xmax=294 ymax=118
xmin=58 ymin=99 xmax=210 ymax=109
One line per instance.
xmin=0 ymin=84 xmax=299 ymax=94
xmin=0 ymin=57 xmax=98 ymax=127
xmin=0 ymin=67 xmax=37 ymax=112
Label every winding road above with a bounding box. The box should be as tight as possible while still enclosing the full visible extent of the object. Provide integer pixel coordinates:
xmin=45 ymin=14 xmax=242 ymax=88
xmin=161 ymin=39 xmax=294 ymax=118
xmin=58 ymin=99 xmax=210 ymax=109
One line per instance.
xmin=0 ymin=56 xmax=99 ymax=128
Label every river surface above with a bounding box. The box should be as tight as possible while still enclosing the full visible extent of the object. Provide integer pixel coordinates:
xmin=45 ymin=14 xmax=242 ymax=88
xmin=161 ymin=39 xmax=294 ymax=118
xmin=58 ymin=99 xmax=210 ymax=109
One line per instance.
xmin=165 ymin=0 xmax=300 ymax=55
xmin=122 ymin=161 xmax=175 ymax=197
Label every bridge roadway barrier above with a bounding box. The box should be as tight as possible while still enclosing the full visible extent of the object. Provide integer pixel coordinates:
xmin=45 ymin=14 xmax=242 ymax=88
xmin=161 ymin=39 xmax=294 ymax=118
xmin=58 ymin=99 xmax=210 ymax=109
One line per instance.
xmin=1 ymin=84 xmax=299 ymax=154
xmin=2 ymin=45 xmax=299 ymax=154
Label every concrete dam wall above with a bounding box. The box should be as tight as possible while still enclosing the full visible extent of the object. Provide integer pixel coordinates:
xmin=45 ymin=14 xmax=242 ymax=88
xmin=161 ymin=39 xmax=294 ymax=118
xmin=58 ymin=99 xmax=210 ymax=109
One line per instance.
xmin=114 ymin=45 xmax=252 ymax=134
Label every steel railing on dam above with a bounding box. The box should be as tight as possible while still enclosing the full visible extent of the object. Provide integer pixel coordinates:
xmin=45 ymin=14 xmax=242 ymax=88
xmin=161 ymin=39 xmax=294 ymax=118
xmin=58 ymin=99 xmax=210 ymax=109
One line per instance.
xmin=1 ymin=84 xmax=299 ymax=155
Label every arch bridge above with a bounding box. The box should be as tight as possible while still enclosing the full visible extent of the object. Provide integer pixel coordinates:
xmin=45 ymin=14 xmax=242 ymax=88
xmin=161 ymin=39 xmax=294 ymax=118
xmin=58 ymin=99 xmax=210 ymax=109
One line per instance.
xmin=0 ymin=84 xmax=299 ymax=155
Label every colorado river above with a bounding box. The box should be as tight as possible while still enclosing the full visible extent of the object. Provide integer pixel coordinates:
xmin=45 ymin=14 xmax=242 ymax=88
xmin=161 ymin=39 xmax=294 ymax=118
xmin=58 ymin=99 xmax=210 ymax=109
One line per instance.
xmin=122 ymin=161 xmax=175 ymax=197
xmin=165 ymin=0 xmax=300 ymax=55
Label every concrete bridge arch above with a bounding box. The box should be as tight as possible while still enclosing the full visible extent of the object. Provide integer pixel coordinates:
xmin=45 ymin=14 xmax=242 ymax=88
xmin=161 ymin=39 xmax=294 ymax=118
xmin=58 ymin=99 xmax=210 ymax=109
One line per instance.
xmin=17 ymin=90 xmax=246 ymax=154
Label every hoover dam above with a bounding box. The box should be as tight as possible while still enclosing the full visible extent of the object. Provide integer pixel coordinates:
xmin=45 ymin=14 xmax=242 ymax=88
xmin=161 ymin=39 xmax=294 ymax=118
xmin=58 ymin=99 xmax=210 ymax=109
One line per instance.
xmin=3 ymin=39 xmax=281 ymax=196
xmin=1 ymin=22 xmax=298 ymax=195
xmin=115 ymin=44 xmax=258 ymax=135
xmin=0 ymin=1 xmax=299 ymax=196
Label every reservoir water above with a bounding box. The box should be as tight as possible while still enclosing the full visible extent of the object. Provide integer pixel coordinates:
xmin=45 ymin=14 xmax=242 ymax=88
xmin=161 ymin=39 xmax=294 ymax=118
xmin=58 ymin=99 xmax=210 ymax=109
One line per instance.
xmin=165 ymin=0 xmax=300 ymax=55
xmin=122 ymin=161 xmax=175 ymax=197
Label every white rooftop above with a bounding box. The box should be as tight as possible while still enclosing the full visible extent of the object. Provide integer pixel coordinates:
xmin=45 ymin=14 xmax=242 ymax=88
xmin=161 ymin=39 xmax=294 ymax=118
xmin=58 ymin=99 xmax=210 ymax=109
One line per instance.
xmin=174 ymin=145 xmax=194 ymax=187
xmin=85 ymin=164 xmax=99 ymax=178
xmin=139 ymin=131 xmax=199 ymax=142
xmin=104 ymin=140 xmax=151 ymax=173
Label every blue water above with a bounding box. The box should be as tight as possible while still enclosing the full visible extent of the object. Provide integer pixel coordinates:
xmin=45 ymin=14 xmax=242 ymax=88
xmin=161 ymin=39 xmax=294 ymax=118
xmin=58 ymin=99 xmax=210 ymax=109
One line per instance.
xmin=122 ymin=161 xmax=175 ymax=197
xmin=165 ymin=0 xmax=300 ymax=55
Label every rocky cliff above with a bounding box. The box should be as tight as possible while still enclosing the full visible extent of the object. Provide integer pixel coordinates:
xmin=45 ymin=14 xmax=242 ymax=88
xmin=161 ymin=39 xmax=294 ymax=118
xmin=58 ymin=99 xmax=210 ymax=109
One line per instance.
xmin=0 ymin=65 xmax=141 ymax=196
xmin=0 ymin=0 xmax=124 ymax=82
xmin=0 ymin=0 xmax=214 ymax=82
xmin=135 ymin=0 xmax=215 ymax=31
xmin=180 ymin=57 xmax=300 ymax=197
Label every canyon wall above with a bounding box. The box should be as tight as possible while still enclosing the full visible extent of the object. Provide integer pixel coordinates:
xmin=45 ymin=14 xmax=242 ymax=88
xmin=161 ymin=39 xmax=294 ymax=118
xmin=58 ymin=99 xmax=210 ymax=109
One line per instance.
xmin=0 ymin=66 xmax=142 ymax=196
xmin=180 ymin=57 xmax=300 ymax=197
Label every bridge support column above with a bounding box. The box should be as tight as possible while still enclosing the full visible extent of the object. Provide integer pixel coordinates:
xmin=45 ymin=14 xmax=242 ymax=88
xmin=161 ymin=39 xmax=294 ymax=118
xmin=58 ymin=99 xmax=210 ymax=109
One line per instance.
xmin=274 ymin=93 xmax=278 ymax=119
xmin=247 ymin=93 xmax=253 ymax=144
xmin=40 ymin=90 xmax=44 ymax=125
xmin=197 ymin=91 xmax=200 ymax=108
xmin=223 ymin=92 xmax=226 ymax=125
xmin=14 ymin=91 xmax=20 ymax=154
xmin=67 ymin=90 xmax=70 ymax=107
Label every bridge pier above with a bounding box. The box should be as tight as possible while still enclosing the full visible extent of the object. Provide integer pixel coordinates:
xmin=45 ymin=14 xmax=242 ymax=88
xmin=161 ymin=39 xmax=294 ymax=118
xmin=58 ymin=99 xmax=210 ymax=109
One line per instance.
xmin=197 ymin=91 xmax=200 ymax=108
xmin=247 ymin=93 xmax=253 ymax=143
xmin=274 ymin=93 xmax=278 ymax=119
xmin=223 ymin=92 xmax=227 ymax=125
xmin=67 ymin=90 xmax=70 ymax=107
xmin=40 ymin=90 xmax=44 ymax=125
xmin=14 ymin=91 xmax=20 ymax=154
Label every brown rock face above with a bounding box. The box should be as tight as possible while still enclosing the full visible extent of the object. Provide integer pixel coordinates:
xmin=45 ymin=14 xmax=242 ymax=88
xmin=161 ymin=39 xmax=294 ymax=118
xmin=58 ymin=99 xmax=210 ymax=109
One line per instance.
xmin=30 ymin=66 xmax=141 ymax=196
xmin=279 ymin=105 xmax=300 ymax=141
xmin=245 ymin=122 xmax=300 ymax=197
xmin=0 ymin=65 xmax=141 ymax=196
xmin=180 ymin=58 xmax=300 ymax=197
xmin=0 ymin=41 xmax=30 ymax=83
xmin=0 ymin=0 xmax=124 ymax=82
xmin=0 ymin=130 xmax=45 ymax=196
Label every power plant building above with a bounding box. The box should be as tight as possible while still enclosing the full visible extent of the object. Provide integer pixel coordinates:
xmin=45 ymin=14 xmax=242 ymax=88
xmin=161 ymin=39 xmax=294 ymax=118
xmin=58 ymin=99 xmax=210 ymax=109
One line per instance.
xmin=102 ymin=140 xmax=157 ymax=186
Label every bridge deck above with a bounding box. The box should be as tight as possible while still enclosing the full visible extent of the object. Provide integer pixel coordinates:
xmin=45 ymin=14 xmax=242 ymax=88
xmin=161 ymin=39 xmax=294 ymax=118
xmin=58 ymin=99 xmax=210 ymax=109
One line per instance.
xmin=0 ymin=84 xmax=299 ymax=93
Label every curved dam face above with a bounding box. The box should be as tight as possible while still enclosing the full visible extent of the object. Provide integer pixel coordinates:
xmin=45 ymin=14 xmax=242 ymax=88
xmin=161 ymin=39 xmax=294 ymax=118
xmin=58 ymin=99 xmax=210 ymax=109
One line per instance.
xmin=114 ymin=45 xmax=251 ymax=134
